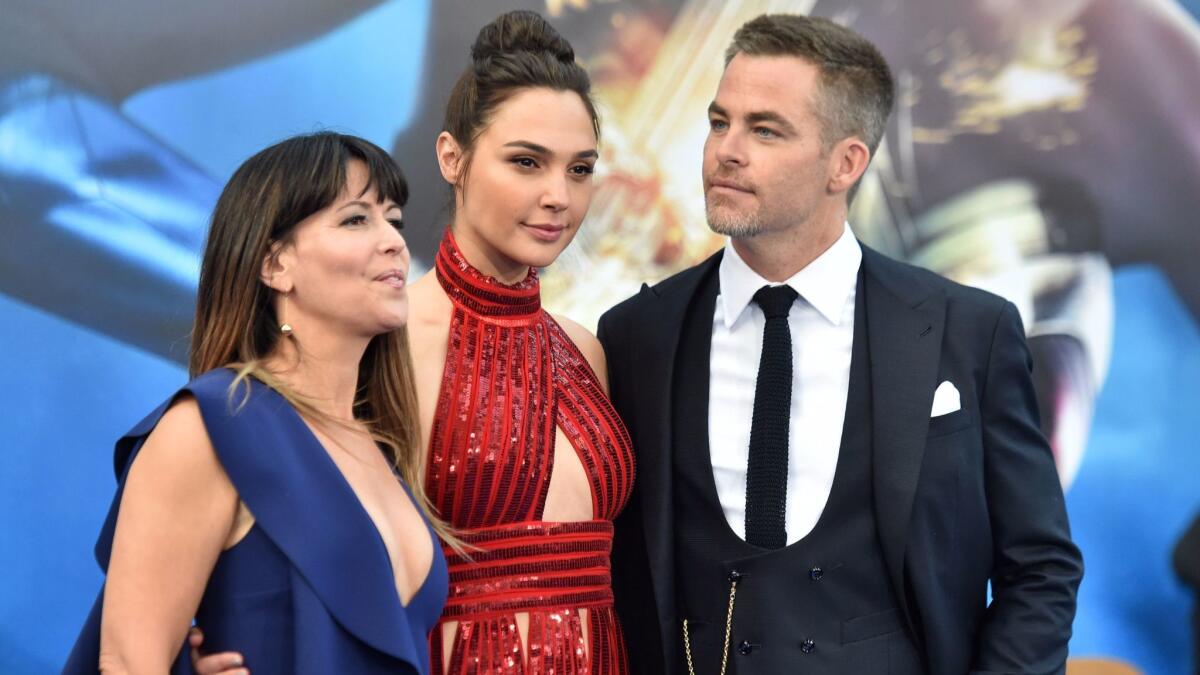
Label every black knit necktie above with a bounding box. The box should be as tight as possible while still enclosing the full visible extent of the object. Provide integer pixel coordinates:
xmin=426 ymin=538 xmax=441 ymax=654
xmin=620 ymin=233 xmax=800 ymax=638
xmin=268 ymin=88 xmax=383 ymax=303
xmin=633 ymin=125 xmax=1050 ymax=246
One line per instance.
xmin=745 ymin=284 xmax=798 ymax=549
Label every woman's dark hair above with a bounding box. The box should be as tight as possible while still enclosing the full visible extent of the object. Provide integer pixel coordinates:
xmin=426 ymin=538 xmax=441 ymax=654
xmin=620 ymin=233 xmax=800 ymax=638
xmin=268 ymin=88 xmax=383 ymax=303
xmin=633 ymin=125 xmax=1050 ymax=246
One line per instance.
xmin=442 ymin=10 xmax=599 ymax=192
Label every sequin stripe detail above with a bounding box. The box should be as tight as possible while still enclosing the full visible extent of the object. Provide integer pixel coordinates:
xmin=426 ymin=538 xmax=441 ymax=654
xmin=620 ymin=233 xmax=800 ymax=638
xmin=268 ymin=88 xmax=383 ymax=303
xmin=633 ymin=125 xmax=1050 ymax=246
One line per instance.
xmin=577 ymin=370 xmax=635 ymax=515
xmin=450 ymin=573 xmax=613 ymax=597
xmin=441 ymin=590 xmax=614 ymax=622
xmin=528 ymin=609 xmax=589 ymax=674
xmin=449 ymin=561 xmax=611 ymax=592
xmin=544 ymin=318 xmax=636 ymax=519
xmin=447 ymin=558 xmax=612 ymax=586
xmin=453 ymin=520 xmax=612 ymax=545
xmin=459 ymin=316 xmax=488 ymax=522
xmin=426 ymin=308 xmax=459 ymax=515
xmin=434 ymin=610 xmax=628 ymax=674
xmin=532 ymin=337 xmax=556 ymax=520
xmin=436 ymin=230 xmax=541 ymax=318
xmin=482 ymin=321 xmax=513 ymax=517
xmin=429 ymin=619 xmax=444 ymax=672
xmin=491 ymin=324 xmax=535 ymax=523
xmin=555 ymin=392 xmax=618 ymax=518
xmin=587 ymin=606 xmax=629 ymax=675
xmin=427 ymin=306 xmax=555 ymax=528
xmin=439 ymin=615 xmax=525 ymax=675
xmin=453 ymin=538 xmax=610 ymax=563
xmin=582 ymin=375 xmax=634 ymax=516
xmin=450 ymin=546 xmax=610 ymax=572
xmin=443 ymin=523 xmax=615 ymax=620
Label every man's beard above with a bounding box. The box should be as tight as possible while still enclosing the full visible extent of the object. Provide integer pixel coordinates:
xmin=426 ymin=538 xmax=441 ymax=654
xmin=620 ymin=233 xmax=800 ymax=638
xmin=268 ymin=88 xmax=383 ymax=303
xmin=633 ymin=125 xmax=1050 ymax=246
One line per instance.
xmin=706 ymin=196 xmax=764 ymax=238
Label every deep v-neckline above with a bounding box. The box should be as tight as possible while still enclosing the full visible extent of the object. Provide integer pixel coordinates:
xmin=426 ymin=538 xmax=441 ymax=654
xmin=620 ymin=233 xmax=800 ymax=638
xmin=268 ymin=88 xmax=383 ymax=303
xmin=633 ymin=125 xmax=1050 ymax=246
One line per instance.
xmin=281 ymin=402 xmax=437 ymax=609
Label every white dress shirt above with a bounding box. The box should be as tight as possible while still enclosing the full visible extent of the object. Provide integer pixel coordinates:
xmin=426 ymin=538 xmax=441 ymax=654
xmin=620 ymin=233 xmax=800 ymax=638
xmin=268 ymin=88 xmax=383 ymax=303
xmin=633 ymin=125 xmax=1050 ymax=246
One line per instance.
xmin=709 ymin=223 xmax=862 ymax=545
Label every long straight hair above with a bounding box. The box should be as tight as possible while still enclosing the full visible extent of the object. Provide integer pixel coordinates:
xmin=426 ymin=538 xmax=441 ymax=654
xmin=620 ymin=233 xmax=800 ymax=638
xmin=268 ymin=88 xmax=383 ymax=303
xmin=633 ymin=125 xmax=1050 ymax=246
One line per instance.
xmin=189 ymin=132 xmax=454 ymax=544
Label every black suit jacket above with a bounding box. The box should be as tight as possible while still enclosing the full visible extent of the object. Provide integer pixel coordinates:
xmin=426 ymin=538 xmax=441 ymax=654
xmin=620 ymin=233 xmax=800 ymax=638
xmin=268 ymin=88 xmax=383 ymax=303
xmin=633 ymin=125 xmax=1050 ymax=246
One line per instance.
xmin=598 ymin=245 xmax=1084 ymax=675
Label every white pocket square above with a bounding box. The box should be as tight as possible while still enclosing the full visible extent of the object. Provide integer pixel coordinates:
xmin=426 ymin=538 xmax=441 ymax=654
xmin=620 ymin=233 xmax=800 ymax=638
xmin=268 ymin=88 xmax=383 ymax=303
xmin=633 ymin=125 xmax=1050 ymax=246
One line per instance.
xmin=930 ymin=380 xmax=961 ymax=417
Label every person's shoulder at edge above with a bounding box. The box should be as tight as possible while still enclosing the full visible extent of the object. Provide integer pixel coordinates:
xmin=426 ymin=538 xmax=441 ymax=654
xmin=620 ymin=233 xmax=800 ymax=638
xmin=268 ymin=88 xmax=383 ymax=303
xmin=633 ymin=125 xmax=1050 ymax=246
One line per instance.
xmin=125 ymin=367 xmax=247 ymax=500
xmin=601 ymin=249 xmax=725 ymax=322
xmin=117 ymin=368 xmax=269 ymax=459
xmin=859 ymin=242 xmax=1014 ymax=335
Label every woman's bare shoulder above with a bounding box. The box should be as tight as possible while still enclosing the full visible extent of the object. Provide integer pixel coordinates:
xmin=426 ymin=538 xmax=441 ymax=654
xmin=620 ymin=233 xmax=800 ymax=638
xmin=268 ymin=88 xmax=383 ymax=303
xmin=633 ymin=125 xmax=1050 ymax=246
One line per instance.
xmin=125 ymin=394 xmax=237 ymax=499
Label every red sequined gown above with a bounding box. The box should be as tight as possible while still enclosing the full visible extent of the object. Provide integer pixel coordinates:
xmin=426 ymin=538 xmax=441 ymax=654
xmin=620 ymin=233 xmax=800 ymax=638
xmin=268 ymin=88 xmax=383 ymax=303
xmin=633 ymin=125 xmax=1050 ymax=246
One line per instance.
xmin=426 ymin=232 xmax=635 ymax=675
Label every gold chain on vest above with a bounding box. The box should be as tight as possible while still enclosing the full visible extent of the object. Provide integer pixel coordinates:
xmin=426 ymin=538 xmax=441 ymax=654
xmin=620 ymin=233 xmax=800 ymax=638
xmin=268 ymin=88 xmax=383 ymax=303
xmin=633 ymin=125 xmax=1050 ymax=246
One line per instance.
xmin=682 ymin=578 xmax=738 ymax=675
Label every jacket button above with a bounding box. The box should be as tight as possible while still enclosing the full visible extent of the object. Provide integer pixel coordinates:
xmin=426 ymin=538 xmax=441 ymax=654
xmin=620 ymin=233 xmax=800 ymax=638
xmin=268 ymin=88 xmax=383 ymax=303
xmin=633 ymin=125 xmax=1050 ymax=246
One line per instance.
xmin=800 ymin=639 xmax=816 ymax=654
xmin=727 ymin=569 xmax=742 ymax=583
xmin=809 ymin=566 xmax=823 ymax=581
xmin=738 ymin=640 xmax=753 ymax=655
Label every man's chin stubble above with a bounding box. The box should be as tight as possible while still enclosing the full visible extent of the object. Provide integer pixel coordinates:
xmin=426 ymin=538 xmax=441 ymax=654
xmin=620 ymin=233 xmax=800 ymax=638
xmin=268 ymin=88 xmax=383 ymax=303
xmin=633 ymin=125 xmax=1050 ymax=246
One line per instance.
xmin=706 ymin=206 xmax=763 ymax=238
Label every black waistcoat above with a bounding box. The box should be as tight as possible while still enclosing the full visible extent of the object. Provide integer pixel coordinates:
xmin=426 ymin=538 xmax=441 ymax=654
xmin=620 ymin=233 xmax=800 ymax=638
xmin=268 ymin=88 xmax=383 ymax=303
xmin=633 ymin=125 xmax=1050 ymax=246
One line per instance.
xmin=671 ymin=265 xmax=923 ymax=675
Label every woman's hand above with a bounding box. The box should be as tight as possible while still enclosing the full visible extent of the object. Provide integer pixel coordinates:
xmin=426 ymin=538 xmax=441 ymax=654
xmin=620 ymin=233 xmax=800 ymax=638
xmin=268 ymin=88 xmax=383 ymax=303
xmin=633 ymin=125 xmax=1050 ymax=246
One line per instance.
xmin=189 ymin=627 xmax=248 ymax=675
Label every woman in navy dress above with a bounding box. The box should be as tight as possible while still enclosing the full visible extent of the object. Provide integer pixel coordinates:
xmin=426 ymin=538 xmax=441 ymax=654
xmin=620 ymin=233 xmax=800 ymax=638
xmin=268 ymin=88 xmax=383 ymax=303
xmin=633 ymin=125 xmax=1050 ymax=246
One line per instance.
xmin=64 ymin=132 xmax=449 ymax=674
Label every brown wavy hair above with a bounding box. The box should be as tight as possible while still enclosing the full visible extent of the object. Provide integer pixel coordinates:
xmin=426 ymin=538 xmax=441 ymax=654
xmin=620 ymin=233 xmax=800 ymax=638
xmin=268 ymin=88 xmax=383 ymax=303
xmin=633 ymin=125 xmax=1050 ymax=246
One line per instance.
xmin=189 ymin=131 xmax=453 ymax=543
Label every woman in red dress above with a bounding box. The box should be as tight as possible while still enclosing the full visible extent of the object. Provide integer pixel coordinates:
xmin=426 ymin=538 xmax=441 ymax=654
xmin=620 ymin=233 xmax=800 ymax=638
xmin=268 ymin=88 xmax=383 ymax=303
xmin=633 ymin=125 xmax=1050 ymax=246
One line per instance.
xmin=404 ymin=10 xmax=634 ymax=675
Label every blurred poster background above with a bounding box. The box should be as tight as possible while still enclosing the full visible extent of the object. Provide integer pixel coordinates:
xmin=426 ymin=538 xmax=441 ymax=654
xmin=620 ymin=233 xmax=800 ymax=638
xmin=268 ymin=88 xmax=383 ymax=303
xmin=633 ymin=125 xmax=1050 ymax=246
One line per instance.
xmin=2 ymin=1 xmax=1198 ymax=672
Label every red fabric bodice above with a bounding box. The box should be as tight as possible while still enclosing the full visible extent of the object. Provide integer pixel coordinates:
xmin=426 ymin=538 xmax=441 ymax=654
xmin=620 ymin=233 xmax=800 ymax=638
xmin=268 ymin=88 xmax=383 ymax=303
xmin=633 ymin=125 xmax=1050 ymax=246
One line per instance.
xmin=425 ymin=230 xmax=634 ymax=674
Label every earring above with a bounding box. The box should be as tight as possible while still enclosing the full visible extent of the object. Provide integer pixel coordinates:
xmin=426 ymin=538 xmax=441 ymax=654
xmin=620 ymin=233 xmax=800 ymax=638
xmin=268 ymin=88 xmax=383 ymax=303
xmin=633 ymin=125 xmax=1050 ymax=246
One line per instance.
xmin=280 ymin=292 xmax=293 ymax=336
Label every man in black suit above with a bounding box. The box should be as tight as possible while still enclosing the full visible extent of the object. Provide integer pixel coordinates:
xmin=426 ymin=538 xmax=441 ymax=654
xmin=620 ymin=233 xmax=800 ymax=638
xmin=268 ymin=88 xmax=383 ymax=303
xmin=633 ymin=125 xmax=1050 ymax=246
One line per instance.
xmin=598 ymin=14 xmax=1083 ymax=675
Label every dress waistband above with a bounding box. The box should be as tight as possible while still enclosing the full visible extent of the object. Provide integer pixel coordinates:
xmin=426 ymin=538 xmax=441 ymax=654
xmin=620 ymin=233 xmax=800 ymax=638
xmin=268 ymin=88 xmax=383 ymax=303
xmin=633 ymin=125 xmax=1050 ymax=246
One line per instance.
xmin=441 ymin=520 xmax=614 ymax=621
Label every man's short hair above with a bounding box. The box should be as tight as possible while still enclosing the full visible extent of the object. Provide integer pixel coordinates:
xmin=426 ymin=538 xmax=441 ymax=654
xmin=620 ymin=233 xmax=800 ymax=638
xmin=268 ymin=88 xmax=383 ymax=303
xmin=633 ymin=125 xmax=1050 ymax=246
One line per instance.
xmin=726 ymin=14 xmax=895 ymax=156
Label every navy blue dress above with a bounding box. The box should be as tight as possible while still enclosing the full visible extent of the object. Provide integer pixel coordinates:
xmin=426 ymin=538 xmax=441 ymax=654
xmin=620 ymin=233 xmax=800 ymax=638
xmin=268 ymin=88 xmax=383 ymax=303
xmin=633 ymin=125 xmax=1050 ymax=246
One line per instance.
xmin=64 ymin=369 xmax=449 ymax=674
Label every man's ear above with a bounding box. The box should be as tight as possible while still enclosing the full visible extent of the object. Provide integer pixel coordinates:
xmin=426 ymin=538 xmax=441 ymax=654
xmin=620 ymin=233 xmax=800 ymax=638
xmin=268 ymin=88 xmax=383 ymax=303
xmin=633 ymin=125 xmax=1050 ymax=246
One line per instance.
xmin=260 ymin=240 xmax=293 ymax=294
xmin=436 ymin=132 xmax=465 ymax=185
xmin=827 ymin=136 xmax=872 ymax=196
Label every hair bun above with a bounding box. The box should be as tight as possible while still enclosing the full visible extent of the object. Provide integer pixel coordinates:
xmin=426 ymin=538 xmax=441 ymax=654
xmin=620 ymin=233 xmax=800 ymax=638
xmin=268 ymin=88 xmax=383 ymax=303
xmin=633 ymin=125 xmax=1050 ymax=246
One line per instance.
xmin=470 ymin=10 xmax=575 ymax=64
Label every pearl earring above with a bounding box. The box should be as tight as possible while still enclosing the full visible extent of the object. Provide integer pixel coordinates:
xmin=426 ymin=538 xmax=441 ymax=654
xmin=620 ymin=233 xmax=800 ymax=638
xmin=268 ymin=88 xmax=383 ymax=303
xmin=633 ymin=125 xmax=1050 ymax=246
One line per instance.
xmin=280 ymin=292 xmax=293 ymax=336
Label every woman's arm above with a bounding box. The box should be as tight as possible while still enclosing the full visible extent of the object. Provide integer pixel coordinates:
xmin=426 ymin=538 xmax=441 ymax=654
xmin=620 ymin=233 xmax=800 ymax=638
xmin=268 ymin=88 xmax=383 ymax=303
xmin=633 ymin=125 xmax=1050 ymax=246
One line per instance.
xmin=98 ymin=395 xmax=240 ymax=674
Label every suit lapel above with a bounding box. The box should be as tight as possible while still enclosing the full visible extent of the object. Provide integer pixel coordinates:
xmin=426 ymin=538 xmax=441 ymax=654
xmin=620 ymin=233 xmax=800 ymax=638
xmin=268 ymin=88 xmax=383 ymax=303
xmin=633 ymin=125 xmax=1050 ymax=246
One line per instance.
xmin=862 ymin=246 xmax=946 ymax=631
xmin=634 ymin=251 xmax=723 ymax=644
